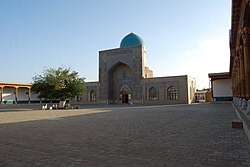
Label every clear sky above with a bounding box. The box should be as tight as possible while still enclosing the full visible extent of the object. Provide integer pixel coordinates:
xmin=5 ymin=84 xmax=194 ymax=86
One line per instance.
xmin=0 ymin=0 xmax=231 ymax=89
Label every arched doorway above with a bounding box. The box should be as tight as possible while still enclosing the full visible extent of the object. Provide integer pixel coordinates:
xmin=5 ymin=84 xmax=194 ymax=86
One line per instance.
xmin=119 ymin=83 xmax=132 ymax=104
xmin=108 ymin=62 xmax=132 ymax=103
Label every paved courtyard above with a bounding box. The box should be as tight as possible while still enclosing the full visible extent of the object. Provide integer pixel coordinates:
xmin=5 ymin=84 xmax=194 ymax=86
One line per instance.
xmin=0 ymin=103 xmax=249 ymax=167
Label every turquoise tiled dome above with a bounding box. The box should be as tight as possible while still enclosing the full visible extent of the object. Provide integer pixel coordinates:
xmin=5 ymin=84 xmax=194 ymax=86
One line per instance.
xmin=120 ymin=33 xmax=144 ymax=48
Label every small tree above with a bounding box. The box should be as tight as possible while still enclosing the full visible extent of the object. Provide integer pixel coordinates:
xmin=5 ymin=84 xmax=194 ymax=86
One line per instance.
xmin=31 ymin=67 xmax=85 ymax=102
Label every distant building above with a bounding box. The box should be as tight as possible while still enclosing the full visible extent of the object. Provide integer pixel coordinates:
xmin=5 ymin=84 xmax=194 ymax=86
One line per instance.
xmin=82 ymin=33 xmax=196 ymax=105
xmin=208 ymin=72 xmax=233 ymax=101
xmin=195 ymin=89 xmax=211 ymax=102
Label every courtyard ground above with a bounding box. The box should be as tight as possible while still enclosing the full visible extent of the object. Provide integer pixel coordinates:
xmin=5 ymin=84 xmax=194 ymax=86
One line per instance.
xmin=0 ymin=103 xmax=249 ymax=167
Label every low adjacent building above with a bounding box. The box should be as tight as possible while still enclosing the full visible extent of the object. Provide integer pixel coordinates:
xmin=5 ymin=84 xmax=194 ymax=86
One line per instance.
xmin=0 ymin=82 xmax=38 ymax=104
xmin=208 ymin=72 xmax=233 ymax=101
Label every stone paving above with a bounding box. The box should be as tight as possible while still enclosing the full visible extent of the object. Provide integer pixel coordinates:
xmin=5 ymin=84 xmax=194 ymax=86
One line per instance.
xmin=0 ymin=103 xmax=249 ymax=167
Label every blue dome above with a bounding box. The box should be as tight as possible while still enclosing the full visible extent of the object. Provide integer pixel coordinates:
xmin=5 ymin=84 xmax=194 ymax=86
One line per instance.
xmin=120 ymin=33 xmax=144 ymax=48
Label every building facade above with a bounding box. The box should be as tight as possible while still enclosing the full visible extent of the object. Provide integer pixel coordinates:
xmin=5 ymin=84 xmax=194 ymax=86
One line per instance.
xmin=230 ymin=0 xmax=250 ymax=100
xmin=208 ymin=72 xmax=233 ymax=101
xmin=82 ymin=33 xmax=196 ymax=105
xmin=0 ymin=82 xmax=34 ymax=104
xmin=195 ymin=89 xmax=212 ymax=103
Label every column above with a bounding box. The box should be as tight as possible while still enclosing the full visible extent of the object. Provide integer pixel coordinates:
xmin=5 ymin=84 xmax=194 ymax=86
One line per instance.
xmin=232 ymin=70 xmax=236 ymax=97
xmin=210 ymin=79 xmax=214 ymax=101
xmin=231 ymin=72 xmax=234 ymax=96
xmin=235 ymin=51 xmax=241 ymax=97
xmin=28 ymin=88 xmax=31 ymax=103
xmin=235 ymin=57 xmax=240 ymax=97
xmin=0 ymin=87 xmax=2 ymax=103
xmin=232 ymin=60 xmax=235 ymax=96
xmin=15 ymin=87 xmax=18 ymax=103
xmin=241 ymin=27 xmax=250 ymax=99
xmin=237 ymin=46 xmax=245 ymax=98
xmin=234 ymin=71 xmax=238 ymax=96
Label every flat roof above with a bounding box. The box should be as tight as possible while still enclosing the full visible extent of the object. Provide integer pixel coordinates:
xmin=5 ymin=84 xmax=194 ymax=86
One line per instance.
xmin=208 ymin=72 xmax=230 ymax=80
xmin=0 ymin=82 xmax=32 ymax=88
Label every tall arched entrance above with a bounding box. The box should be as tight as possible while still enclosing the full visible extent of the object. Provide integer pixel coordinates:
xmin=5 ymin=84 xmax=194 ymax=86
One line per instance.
xmin=108 ymin=62 xmax=132 ymax=103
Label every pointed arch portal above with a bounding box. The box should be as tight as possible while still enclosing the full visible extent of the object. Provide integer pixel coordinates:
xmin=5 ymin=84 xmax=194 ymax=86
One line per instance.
xmin=119 ymin=83 xmax=132 ymax=103
xmin=108 ymin=62 xmax=132 ymax=103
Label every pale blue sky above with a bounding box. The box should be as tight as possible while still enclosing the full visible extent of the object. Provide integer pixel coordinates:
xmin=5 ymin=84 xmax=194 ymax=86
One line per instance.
xmin=0 ymin=0 xmax=231 ymax=89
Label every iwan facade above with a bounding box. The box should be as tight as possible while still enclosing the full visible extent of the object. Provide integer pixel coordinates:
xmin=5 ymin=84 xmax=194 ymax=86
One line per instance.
xmin=82 ymin=33 xmax=196 ymax=105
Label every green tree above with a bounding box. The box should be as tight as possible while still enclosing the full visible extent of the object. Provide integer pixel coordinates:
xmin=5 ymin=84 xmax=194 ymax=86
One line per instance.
xmin=31 ymin=67 xmax=85 ymax=101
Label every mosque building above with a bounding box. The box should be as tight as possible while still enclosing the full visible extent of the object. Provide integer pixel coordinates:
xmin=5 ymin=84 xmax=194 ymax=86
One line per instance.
xmin=0 ymin=33 xmax=196 ymax=105
xmin=82 ymin=33 xmax=196 ymax=105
